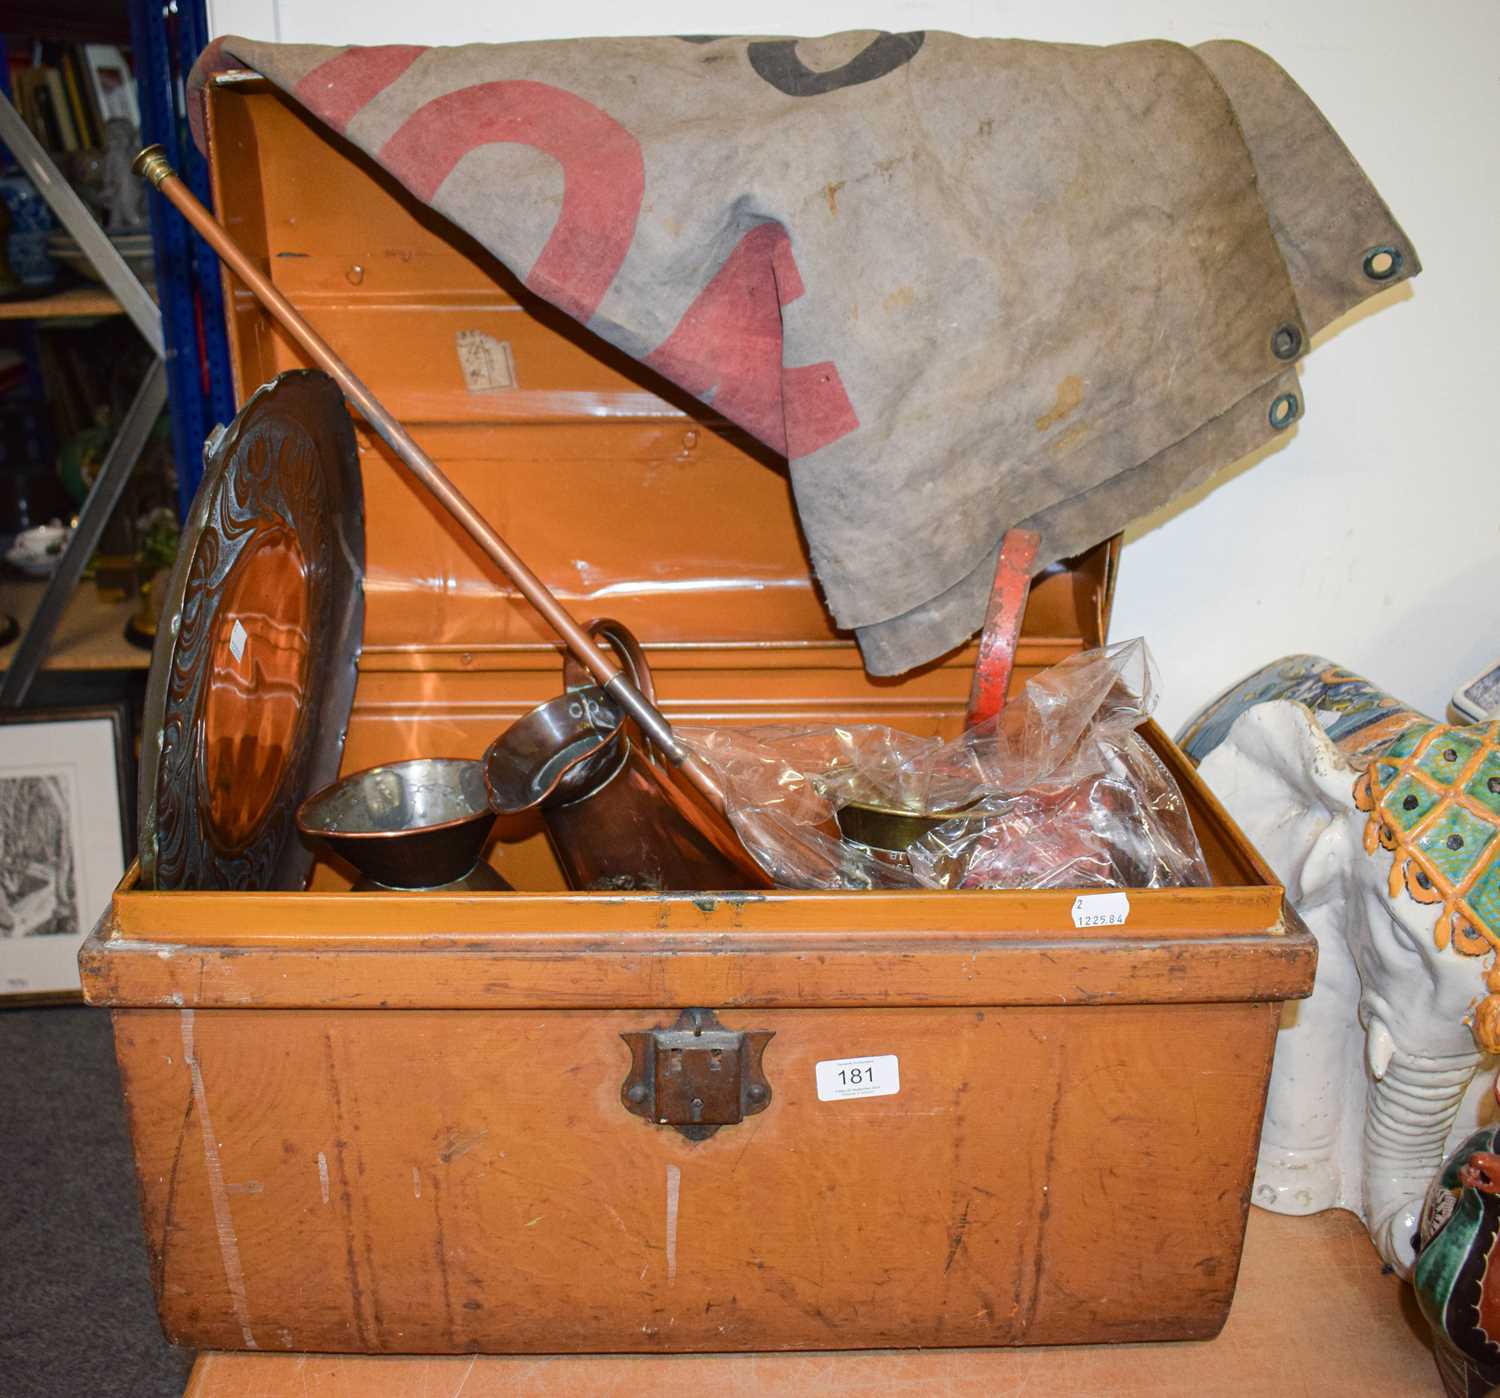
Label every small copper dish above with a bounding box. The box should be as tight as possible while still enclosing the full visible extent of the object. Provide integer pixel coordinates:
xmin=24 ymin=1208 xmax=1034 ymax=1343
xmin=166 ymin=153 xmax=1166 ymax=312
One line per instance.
xmin=484 ymin=687 xmax=628 ymax=817
xmin=296 ymin=758 xmax=509 ymax=891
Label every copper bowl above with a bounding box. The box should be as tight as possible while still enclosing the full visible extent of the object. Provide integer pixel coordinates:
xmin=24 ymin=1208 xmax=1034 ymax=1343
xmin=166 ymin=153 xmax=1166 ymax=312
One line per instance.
xmin=296 ymin=757 xmax=506 ymax=890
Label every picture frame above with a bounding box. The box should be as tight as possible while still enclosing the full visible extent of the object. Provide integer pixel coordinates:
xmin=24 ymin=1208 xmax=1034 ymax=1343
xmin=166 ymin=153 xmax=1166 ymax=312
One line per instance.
xmin=0 ymin=704 xmax=132 ymax=1003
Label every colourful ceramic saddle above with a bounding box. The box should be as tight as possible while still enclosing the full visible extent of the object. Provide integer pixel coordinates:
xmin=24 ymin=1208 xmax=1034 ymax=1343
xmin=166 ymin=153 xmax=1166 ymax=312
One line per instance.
xmin=1182 ymin=655 xmax=1500 ymax=1044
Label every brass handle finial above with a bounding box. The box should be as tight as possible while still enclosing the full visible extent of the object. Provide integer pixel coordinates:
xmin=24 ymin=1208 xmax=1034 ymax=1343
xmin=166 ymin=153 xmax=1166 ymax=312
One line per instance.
xmin=131 ymin=144 xmax=175 ymax=188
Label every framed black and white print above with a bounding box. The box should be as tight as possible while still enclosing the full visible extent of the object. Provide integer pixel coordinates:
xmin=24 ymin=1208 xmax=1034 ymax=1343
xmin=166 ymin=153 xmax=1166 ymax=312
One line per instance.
xmin=0 ymin=705 xmax=131 ymax=1002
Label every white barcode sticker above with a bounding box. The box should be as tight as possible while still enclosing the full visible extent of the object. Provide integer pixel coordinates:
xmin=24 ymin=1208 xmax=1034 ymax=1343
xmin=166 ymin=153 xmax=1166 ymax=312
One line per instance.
xmin=228 ymin=618 xmax=248 ymax=663
xmin=1072 ymin=891 xmax=1130 ymax=928
xmin=815 ymin=1054 xmax=900 ymax=1102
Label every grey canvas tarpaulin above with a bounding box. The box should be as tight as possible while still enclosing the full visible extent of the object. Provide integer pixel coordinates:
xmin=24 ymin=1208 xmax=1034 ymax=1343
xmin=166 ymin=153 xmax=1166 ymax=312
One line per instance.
xmin=190 ymin=30 xmax=1418 ymax=674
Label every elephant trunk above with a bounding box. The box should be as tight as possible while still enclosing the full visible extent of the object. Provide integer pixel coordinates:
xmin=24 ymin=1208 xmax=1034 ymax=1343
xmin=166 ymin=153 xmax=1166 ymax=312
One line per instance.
xmin=1363 ymin=1042 xmax=1481 ymax=1277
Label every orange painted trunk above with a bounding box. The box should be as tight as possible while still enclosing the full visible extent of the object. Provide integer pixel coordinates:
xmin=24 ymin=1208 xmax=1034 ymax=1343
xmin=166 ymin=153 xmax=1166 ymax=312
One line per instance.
xmin=80 ymin=73 xmax=1315 ymax=1355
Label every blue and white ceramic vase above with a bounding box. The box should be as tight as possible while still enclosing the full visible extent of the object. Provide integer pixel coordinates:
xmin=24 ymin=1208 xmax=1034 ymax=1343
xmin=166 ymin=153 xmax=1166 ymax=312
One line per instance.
xmin=0 ymin=172 xmax=57 ymax=292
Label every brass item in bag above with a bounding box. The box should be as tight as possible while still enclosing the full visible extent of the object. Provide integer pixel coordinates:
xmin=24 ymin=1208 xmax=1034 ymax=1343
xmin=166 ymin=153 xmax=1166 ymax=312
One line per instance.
xmin=833 ymin=798 xmax=984 ymax=853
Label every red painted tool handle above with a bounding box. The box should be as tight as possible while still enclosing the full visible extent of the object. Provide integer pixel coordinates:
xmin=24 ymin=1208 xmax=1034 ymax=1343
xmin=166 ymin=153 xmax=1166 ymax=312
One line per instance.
xmin=965 ymin=528 xmax=1040 ymax=729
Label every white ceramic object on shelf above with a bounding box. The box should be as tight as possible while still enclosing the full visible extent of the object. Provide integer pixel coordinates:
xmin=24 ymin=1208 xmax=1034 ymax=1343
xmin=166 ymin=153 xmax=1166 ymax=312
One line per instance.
xmin=1180 ymin=657 xmax=1500 ymax=1277
xmin=5 ymin=519 xmax=70 ymax=577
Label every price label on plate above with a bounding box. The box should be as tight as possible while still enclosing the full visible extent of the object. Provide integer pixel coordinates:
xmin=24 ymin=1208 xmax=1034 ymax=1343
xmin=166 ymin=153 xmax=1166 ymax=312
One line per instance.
xmin=815 ymin=1054 xmax=900 ymax=1102
xmin=1071 ymin=891 xmax=1130 ymax=928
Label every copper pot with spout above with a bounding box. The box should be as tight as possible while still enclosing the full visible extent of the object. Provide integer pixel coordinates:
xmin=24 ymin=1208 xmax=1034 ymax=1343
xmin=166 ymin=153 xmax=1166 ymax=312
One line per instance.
xmin=484 ymin=620 xmax=767 ymax=892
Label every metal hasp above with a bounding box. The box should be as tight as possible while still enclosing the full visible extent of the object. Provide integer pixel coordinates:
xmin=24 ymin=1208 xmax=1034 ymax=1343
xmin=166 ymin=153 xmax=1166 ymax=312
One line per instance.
xmin=620 ymin=1008 xmax=774 ymax=1141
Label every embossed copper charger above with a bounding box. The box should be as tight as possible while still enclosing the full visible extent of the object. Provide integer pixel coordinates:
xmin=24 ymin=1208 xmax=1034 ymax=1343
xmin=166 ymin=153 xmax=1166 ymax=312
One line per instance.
xmin=138 ymin=370 xmax=364 ymax=891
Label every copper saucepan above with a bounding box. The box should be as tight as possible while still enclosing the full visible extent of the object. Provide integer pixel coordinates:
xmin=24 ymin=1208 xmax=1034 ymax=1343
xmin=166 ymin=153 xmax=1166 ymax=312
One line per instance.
xmin=485 ymin=620 xmax=768 ymax=891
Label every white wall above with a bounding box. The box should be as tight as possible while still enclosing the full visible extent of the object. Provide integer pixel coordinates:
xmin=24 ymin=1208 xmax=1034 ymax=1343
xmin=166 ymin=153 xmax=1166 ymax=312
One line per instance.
xmin=207 ymin=0 xmax=1500 ymax=733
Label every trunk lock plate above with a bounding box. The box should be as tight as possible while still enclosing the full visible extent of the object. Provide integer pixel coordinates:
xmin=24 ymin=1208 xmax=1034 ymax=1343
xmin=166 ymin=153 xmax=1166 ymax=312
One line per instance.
xmin=620 ymin=1007 xmax=774 ymax=1141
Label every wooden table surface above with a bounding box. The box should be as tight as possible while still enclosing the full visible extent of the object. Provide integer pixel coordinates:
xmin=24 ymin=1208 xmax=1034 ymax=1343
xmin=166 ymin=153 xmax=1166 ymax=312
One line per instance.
xmin=183 ymin=1206 xmax=1443 ymax=1397
xmin=0 ymin=286 xmax=126 ymax=320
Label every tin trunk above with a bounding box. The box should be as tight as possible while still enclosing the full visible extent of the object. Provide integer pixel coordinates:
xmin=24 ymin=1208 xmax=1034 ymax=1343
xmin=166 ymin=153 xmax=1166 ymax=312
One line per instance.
xmin=81 ymin=73 xmax=1315 ymax=1354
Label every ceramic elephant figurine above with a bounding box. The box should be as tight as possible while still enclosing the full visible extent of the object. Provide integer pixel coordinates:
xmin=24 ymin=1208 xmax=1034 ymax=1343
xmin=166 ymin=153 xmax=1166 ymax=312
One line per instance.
xmin=1180 ymin=656 xmax=1500 ymax=1277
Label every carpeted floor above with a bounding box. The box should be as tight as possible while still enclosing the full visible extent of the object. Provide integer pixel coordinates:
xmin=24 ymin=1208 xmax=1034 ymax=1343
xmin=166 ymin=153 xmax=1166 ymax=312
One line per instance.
xmin=0 ymin=1006 xmax=194 ymax=1397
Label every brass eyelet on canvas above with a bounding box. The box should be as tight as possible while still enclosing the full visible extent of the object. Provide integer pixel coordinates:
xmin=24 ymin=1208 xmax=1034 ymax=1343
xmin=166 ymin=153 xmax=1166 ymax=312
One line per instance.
xmin=1269 ymin=392 xmax=1300 ymax=430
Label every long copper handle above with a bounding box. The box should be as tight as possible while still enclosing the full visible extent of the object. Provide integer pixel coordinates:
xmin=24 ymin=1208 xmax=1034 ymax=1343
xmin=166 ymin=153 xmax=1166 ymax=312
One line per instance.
xmin=133 ymin=145 xmax=729 ymax=815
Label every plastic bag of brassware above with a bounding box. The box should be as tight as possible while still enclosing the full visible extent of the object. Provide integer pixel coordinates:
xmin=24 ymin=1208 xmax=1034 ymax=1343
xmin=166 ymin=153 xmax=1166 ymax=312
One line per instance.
xmin=679 ymin=638 xmax=1210 ymax=891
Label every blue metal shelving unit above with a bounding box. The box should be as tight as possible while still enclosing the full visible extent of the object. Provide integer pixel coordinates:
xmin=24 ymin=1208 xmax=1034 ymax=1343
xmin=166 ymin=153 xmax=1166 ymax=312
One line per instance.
xmin=130 ymin=0 xmax=235 ymax=516
xmin=0 ymin=34 xmax=50 ymax=409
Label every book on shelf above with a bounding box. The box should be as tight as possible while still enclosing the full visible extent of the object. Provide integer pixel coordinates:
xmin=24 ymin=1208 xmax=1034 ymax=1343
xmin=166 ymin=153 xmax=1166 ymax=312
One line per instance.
xmin=6 ymin=43 xmax=139 ymax=155
xmin=60 ymin=51 xmax=100 ymax=149
xmin=42 ymin=68 xmax=79 ymax=152
xmin=81 ymin=45 xmax=140 ymax=130
xmin=17 ymin=69 xmax=66 ymax=150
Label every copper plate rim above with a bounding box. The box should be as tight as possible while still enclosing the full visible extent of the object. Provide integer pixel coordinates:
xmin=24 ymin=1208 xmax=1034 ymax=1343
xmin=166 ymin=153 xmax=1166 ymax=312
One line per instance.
xmin=138 ymin=369 xmax=365 ymax=891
